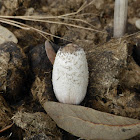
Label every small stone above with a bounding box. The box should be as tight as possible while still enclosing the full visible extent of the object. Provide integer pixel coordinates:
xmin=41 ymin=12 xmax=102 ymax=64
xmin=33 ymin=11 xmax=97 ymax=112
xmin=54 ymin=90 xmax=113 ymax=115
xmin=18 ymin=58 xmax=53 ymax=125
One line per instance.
xmin=0 ymin=25 xmax=18 ymax=44
xmin=135 ymin=19 xmax=140 ymax=29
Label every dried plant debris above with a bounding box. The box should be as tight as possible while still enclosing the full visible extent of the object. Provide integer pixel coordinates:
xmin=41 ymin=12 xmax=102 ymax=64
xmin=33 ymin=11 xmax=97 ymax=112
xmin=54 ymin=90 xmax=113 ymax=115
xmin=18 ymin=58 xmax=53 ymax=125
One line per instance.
xmin=12 ymin=111 xmax=62 ymax=140
xmin=120 ymin=58 xmax=140 ymax=90
xmin=92 ymin=88 xmax=140 ymax=119
xmin=24 ymin=133 xmax=53 ymax=140
xmin=0 ymin=95 xmax=12 ymax=131
xmin=31 ymin=76 xmax=55 ymax=105
xmin=44 ymin=101 xmax=140 ymax=140
xmin=87 ymin=38 xmax=128 ymax=97
xmin=86 ymin=38 xmax=140 ymax=119
xmin=0 ymin=42 xmax=28 ymax=102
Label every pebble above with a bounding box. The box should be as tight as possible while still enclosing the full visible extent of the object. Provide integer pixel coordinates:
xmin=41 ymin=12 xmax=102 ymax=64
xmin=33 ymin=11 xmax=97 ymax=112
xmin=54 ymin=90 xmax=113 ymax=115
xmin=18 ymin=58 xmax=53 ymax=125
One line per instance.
xmin=135 ymin=19 xmax=140 ymax=29
xmin=0 ymin=25 xmax=18 ymax=44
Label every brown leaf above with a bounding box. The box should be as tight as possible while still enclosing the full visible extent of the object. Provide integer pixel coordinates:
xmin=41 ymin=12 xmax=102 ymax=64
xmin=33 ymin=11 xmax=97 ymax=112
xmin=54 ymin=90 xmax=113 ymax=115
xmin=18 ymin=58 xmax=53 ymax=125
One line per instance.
xmin=45 ymin=40 xmax=56 ymax=65
xmin=44 ymin=101 xmax=140 ymax=140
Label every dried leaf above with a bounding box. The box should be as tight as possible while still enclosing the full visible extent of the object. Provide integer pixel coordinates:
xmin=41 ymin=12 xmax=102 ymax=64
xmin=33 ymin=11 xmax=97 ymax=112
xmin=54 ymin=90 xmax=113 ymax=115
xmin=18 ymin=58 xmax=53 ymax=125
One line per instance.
xmin=44 ymin=101 xmax=140 ymax=140
xmin=45 ymin=40 xmax=56 ymax=65
xmin=0 ymin=25 xmax=18 ymax=44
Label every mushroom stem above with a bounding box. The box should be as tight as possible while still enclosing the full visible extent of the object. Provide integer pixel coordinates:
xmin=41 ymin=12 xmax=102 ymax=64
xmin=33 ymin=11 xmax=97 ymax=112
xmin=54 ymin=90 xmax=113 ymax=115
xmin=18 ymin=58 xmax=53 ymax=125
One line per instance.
xmin=113 ymin=0 xmax=128 ymax=38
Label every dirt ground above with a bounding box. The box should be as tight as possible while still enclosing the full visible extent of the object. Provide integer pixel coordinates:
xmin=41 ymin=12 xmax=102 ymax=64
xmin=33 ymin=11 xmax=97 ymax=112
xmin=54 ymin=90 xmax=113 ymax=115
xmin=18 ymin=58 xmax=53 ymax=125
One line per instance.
xmin=0 ymin=0 xmax=140 ymax=139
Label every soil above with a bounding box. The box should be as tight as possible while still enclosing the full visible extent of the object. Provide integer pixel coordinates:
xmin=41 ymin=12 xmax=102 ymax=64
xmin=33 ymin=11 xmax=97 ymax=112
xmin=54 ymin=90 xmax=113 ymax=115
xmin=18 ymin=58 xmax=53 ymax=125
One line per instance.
xmin=0 ymin=0 xmax=140 ymax=139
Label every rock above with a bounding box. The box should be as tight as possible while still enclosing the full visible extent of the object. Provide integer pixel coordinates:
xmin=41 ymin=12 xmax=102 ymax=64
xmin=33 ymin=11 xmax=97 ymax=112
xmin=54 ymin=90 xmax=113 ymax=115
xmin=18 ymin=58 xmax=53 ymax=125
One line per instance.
xmin=0 ymin=25 xmax=18 ymax=44
xmin=0 ymin=42 xmax=28 ymax=102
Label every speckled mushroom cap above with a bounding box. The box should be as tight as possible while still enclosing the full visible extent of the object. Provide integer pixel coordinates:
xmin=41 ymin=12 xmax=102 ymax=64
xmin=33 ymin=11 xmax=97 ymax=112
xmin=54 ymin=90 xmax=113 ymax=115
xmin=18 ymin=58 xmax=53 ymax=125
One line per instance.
xmin=52 ymin=44 xmax=89 ymax=104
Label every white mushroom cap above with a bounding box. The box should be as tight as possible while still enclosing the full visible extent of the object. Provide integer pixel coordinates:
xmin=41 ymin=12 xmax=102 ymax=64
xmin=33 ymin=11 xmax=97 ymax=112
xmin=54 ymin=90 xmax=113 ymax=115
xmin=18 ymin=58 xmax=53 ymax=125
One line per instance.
xmin=52 ymin=44 xmax=89 ymax=104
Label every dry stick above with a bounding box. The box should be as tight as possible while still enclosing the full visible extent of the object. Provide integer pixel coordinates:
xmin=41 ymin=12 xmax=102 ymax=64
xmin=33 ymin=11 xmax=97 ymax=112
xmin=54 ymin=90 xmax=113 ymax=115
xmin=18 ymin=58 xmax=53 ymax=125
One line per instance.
xmin=37 ymin=31 xmax=49 ymax=40
xmin=14 ymin=17 xmax=105 ymax=33
xmin=0 ymin=18 xmax=71 ymax=42
xmin=113 ymin=0 xmax=128 ymax=38
xmin=49 ymin=16 xmax=98 ymax=29
xmin=0 ymin=15 xmax=91 ymax=24
xmin=123 ymin=31 xmax=140 ymax=38
xmin=57 ymin=1 xmax=87 ymax=17
xmin=59 ymin=0 xmax=95 ymax=18
xmin=0 ymin=123 xmax=14 ymax=133
xmin=47 ymin=16 xmax=98 ymax=29
xmin=0 ymin=0 xmax=106 ymax=40
xmin=0 ymin=2 xmax=105 ymax=34
xmin=0 ymin=16 xmax=102 ymax=33
xmin=0 ymin=12 xmax=99 ymax=19
xmin=29 ymin=26 xmax=71 ymax=42
xmin=0 ymin=18 xmax=30 ymax=30
xmin=0 ymin=15 xmax=71 ymax=19
xmin=0 ymin=18 xmax=65 ymax=41
xmin=0 ymin=15 xmax=61 ymax=19
xmin=25 ymin=19 xmax=103 ymax=33
xmin=76 ymin=1 xmax=87 ymax=13
xmin=68 ymin=12 xmax=99 ymax=18
xmin=0 ymin=1 xmax=102 ymax=31
xmin=0 ymin=16 xmax=105 ymax=33
xmin=0 ymin=15 xmax=99 ymax=30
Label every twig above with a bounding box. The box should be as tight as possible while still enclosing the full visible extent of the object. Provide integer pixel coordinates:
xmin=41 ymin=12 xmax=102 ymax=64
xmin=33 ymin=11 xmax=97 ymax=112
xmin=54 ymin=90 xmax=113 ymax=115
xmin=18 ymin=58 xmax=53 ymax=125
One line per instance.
xmin=58 ymin=1 xmax=87 ymax=17
xmin=0 ymin=123 xmax=14 ymax=133
xmin=0 ymin=18 xmax=30 ymax=30
xmin=16 ymin=17 xmax=105 ymax=33
xmin=0 ymin=18 xmax=71 ymax=42
xmin=0 ymin=0 xmax=106 ymax=40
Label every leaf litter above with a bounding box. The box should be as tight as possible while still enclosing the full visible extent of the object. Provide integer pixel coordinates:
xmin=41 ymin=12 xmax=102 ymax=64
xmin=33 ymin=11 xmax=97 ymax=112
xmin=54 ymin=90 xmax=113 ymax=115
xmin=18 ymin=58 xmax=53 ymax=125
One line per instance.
xmin=44 ymin=101 xmax=140 ymax=140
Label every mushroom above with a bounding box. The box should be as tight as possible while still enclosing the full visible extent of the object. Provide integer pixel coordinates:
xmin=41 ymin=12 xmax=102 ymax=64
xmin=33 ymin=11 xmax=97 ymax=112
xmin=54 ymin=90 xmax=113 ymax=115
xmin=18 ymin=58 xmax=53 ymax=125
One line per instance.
xmin=45 ymin=41 xmax=89 ymax=104
xmin=114 ymin=0 xmax=128 ymax=38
